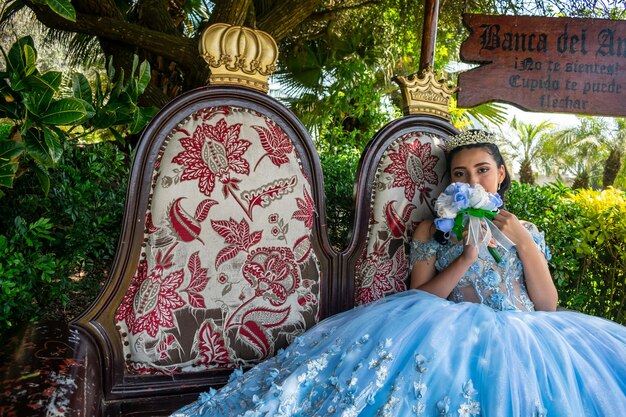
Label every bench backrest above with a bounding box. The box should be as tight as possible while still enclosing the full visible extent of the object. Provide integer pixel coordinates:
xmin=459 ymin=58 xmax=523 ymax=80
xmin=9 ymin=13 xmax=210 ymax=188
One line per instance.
xmin=74 ymin=86 xmax=334 ymax=402
xmin=347 ymin=117 xmax=455 ymax=307
xmin=69 ymin=24 xmax=457 ymax=412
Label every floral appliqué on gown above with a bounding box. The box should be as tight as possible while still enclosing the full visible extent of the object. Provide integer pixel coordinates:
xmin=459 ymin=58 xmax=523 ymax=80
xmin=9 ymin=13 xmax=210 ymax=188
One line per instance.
xmin=172 ymin=223 xmax=626 ymax=417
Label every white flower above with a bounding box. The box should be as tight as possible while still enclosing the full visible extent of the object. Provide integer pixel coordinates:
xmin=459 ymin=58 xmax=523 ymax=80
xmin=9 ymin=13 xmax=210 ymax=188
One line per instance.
xmin=468 ymin=185 xmax=492 ymax=209
xmin=435 ymin=194 xmax=457 ymax=218
xmin=458 ymin=401 xmax=481 ymax=417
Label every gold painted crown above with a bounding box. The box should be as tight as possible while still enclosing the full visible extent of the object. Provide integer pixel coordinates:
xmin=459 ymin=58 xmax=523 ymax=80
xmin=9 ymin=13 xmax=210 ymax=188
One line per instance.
xmin=445 ymin=130 xmax=499 ymax=152
xmin=393 ymin=69 xmax=457 ymax=119
xmin=199 ymin=23 xmax=278 ymax=92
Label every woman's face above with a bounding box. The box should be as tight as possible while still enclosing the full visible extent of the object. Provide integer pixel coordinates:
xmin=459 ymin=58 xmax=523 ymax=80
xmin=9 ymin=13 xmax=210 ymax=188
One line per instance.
xmin=449 ymin=147 xmax=505 ymax=194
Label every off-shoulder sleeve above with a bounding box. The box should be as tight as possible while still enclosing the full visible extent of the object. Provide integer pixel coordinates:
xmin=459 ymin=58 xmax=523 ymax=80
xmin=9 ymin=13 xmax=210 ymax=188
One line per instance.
xmin=522 ymin=222 xmax=552 ymax=261
xmin=410 ymin=239 xmax=439 ymax=270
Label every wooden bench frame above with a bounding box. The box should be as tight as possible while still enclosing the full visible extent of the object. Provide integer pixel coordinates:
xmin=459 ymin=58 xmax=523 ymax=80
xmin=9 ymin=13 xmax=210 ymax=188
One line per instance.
xmin=0 ymin=84 xmax=457 ymax=417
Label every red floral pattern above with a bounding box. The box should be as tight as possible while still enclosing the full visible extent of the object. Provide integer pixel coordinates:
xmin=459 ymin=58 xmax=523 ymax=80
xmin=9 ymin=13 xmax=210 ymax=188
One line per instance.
xmin=172 ymin=118 xmax=251 ymax=197
xmin=383 ymin=138 xmax=438 ymax=203
xmin=243 ymin=247 xmax=300 ymax=306
xmin=115 ymin=247 xmax=186 ymax=337
xmin=354 ymin=132 xmax=446 ymax=305
xmin=292 ymin=187 xmax=314 ymax=229
xmin=252 ymin=119 xmax=294 ymax=170
xmin=195 ymin=319 xmax=234 ymax=366
xmin=117 ymin=105 xmax=321 ymax=374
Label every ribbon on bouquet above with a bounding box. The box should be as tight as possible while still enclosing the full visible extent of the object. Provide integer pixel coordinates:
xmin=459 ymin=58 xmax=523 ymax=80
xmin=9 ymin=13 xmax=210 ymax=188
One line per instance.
xmin=451 ymin=208 xmax=515 ymax=263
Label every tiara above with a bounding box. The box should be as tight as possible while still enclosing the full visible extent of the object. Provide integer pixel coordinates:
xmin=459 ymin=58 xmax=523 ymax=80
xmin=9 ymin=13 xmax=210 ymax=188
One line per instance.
xmin=445 ymin=130 xmax=499 ymax=152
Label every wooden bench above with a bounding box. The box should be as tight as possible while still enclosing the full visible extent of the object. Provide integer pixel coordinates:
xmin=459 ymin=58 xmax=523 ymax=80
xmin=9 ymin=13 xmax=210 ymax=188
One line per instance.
xmin=0 ymin=24 xmax=457 ymax=417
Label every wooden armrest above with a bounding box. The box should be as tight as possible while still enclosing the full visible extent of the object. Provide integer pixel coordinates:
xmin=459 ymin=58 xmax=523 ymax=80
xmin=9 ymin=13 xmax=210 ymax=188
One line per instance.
xmin=0 ymin=321 xmax=102 ymax=417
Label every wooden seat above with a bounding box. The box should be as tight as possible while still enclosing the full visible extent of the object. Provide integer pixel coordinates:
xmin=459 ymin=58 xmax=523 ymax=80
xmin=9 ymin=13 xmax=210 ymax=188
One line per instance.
xmin=0 ymin=25 xmax=457 ymax=417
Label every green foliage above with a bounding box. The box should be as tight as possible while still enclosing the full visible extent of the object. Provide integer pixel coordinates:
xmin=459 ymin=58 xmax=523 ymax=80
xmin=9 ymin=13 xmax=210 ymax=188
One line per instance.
xmin=0 ymin=141 xmax=129 ymax=336
xmin=0 ymin=216 xmax=66 ymax=333
xmin=507 ymin=182 xmax=626 ymax=324
xmin=568 ymin=188 xmax=626 ymax=323
xmin=0 ymin=36 xmax=156 ymax=193
xmin=320 ymin=148 xmax=361 ymax=249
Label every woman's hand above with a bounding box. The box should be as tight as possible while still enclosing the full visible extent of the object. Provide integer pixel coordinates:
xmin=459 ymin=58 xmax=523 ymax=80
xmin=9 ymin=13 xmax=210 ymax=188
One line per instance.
xmin=491 ymin=209 xmax=533 ymax=247
xmin=460 ymin=228 xmax=479 ymax=262
xmin=492 ymin=209 xmax=558 ymax=311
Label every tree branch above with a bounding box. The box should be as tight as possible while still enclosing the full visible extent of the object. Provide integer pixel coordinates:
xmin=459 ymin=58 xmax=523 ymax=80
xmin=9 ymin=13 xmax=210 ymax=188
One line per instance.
xmin=257 ymin=0 xmax=325 ymax=41
xmin=25 ymin=2 xmax=208 ymax=77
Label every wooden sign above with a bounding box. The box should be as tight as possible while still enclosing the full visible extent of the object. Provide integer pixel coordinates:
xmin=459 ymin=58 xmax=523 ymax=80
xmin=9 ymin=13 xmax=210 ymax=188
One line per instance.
xmin=458 ymin=14 xmax=626 ymax=117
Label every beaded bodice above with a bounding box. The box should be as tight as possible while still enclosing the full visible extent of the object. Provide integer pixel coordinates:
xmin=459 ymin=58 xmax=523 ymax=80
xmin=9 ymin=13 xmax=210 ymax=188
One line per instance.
xmin=410 ymin=222 xmax=551 ymax=312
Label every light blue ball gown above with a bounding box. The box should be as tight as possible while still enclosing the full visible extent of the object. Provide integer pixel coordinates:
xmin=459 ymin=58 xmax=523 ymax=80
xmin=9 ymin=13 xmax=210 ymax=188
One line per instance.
xmin=172 ymin=224 xmax=626 ymax=417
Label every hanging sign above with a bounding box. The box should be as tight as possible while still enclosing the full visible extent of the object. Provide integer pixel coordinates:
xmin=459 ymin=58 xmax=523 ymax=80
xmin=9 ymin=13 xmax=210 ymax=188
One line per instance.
xmin=457 ymin=14 xmax=626 ymax=117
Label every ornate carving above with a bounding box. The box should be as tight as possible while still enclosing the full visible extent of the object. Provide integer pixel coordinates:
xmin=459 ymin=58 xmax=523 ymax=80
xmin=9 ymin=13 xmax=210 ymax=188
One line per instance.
xmin=393 ymin=69 xmax=457 ymax=119
xmin=199 ymin=23 xmax=278 ymax=92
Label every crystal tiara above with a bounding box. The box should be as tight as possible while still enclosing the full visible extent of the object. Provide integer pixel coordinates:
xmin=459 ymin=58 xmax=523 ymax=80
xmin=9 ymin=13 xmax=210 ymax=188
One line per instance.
xmin=445 ymin=130 xmax=499 ymax=152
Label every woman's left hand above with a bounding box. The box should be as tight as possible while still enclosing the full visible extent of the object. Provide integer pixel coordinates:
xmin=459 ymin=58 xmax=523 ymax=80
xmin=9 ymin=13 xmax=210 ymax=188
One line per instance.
xmin=491 ymin=209 xmax=533 ymax=247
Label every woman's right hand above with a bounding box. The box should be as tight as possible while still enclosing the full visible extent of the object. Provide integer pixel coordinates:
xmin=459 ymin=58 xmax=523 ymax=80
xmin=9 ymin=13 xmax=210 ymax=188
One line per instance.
xmin=460 ymin=229 xmax=479 ymax=262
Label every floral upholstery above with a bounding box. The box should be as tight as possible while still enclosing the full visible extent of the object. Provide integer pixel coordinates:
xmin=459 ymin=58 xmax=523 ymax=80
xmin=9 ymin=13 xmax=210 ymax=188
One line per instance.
xmin=354 ymin=131 xmax=449 ymax=305
xmin=115 ymin=105 xmax=320 ymax=374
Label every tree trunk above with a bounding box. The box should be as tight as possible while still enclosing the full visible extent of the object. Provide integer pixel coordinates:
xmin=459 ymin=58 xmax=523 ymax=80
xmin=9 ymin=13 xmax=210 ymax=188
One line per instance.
xmin=572 ymin=171 xmax=589 ymax=189
xmin=518 ymin=159 xmax=535 ymax=185
xmin=602 ymin=148 xmax=623 ymax=189
xmin=209 ymin=0 xmax=254 ymax=26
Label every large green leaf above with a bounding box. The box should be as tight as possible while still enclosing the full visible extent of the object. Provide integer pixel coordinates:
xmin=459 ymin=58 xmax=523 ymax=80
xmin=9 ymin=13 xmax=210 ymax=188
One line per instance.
xmin=136 ymin=60 xmax=151 ymax=95
xmin=23 ymin=128 xmax=52 ymax=165
xmin=22 ymin=71 xmax=62 ymax=115
xmin=0 ymin=136 xmax=24 ymax=161
xmin=72 ymin=72 xmax=92 ymax=102
xmin=39 ymin=98 xmax=90 ymax=125
xmin=41 ymin=126 xmax=63 ymax=163
xmin=32 ymin=163 xmax=51 ymax=196
xmin=108 ymin=127 xmax=126 ymax=146
xmin=45 ymin=0 xmax=77 ymax=22
xmin=129 ymin=106 xmax=157 ymax=134
xmin=0 ymin=159 xmax=20 ymax=188
xmin=6 ymin=37 xmax=36 ymax=77
xmin=110 ymin=68 xmax=125 ymax=99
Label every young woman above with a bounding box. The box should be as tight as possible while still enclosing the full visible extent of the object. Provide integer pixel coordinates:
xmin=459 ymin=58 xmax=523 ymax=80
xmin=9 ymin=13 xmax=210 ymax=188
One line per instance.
xmin=172 ymin=130 xmax=626 ymax=417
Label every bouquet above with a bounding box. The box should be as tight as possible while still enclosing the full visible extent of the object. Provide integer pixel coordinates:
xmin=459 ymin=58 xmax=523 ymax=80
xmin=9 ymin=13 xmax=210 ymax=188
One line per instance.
xmin=434 ymin=183 xmax=513 ymax=262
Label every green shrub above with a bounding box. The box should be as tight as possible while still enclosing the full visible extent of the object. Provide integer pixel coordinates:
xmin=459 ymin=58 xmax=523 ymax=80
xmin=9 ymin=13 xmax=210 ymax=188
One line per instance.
xmin=0 ymin=217 xmax=67 ymax=332
xmin=0 ymin=141 xmax=129 ymax=335
xmin=507 ymin=182 xmax=626 ymax=324
xmin=320 ymin=147 xmax=361 ymax=249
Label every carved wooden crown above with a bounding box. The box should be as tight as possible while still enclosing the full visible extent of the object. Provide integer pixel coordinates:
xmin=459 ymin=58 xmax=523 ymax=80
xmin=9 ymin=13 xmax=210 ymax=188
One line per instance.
xmin=393 ymin=69 xmax=457 ymax=120
xmin=199 ymin=23 xmax=278 ymax=92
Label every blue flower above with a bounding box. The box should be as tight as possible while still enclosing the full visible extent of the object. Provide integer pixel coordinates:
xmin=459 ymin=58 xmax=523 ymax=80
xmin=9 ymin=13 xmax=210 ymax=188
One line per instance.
xmin=482 ymin=270 xmax=501 ymax=288
xmin=489 ymin=193 xmax=503 ymax=208
xmin=453 ymin=190 xmax=470 ymax=209
xmin=489 ymin=292 xmax=506 ymax=309
xmin=434 ymin=217 xmax=454 ymax=233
